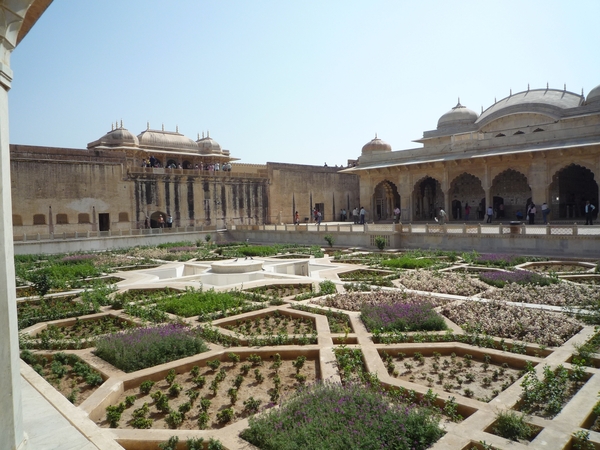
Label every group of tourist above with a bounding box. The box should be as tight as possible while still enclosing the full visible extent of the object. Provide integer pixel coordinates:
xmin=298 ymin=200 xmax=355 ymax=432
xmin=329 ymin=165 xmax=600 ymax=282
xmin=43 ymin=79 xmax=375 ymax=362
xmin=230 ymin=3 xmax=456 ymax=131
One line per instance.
xmin=144 ymin=214 xmax=173 ymax=229
xmin=141 ymin=157 xmax=232 ymax=172
xmin=439 ymin=199 xmax=597 ymax=225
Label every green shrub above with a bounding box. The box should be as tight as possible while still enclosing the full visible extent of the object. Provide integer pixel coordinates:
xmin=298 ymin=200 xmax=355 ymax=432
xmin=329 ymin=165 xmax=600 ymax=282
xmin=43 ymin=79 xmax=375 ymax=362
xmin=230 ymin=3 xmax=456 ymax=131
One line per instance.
xmin=381 ymin=256 xmax=435 ymax=269
xmin=241 ymin=382 xmax=443 ymax=450
xmin=374 ymin=236 xmax=386 ymax=251
xmin=493 ymin=410 xmax=532 ymax=441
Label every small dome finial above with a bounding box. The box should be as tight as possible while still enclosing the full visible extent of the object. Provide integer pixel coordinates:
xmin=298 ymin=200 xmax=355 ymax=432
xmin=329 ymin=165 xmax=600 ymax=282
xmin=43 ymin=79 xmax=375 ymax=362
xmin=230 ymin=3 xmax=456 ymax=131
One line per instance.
xmin=564 ymin=83 xmax=566 ymax=91
xmin=111 ymin=122 xmax=114 ymax=131
xmin=120 ymin=119 xmax=123 ymax=128
xmin=147 ymin=121 xmax=149 ymax=130
xmin=176 ymin=125 xmax=179 ymax=133
xmin=207 ymin=130 xmax=210 ymax=138
xmin=494 ymin=97 xmax=496 ymax=104
xmin=202 ymin=131 xmax=205 ymax=139
xmin=481 ymin=106 xmax=483 ymax=114
xmin=375 ymin=133 xmax=378 ymax=139
xmin=546 ymin=82 xmax=549 ymax=89
xmin=509 ymin=88 xmax=512 ymax=96
xmin=162 ymin=123 xmax=164 ymax=131
xmin=527 ymin=83 xmax=530 ymax=91
xmin=197 ymin=132 xmax=200 ymax=140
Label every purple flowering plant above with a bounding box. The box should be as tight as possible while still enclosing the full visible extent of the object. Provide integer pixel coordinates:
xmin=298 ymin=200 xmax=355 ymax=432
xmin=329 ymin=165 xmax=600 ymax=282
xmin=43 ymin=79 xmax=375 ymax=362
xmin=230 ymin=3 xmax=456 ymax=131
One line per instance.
xmin=479 ymin=270 xmax=556 ymax=288
xmin=360 ymin=302 xmax=446 ymax=333
xmin=241 ymin=381 xmax=444 ymax=450
xmin=94 ymin=323 xmax=208 ymax=372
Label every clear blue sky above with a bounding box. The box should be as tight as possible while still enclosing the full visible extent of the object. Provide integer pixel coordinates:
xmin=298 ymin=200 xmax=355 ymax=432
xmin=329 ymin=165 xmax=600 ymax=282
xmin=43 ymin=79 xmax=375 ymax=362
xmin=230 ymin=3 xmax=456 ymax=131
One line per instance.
xmin=8 ymin=0 xmax=600 ymax=165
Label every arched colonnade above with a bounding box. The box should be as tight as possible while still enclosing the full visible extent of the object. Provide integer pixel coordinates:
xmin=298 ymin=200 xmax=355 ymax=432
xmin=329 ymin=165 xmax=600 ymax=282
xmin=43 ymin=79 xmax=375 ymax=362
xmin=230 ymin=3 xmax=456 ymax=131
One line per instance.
xmin=370 ymin=164 xmax=598 ymax=223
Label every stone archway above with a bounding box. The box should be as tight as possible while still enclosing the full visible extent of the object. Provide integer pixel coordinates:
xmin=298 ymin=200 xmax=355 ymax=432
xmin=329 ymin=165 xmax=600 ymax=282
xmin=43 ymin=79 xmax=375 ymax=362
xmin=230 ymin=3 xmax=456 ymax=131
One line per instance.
xmin=490 ymin=169 xmax=531 ymax=220
xmin=373 ymin=180 xmax=400 ymax=221
xmin=550 ymin=164 xmax=599 ymax=219
xmin=150 ymin=211 xmax=167 ymax=228
xmin=412 ymin=176 xmax=443 ymax=221
xmin=449 ymin=173 xmax=485 ymax=221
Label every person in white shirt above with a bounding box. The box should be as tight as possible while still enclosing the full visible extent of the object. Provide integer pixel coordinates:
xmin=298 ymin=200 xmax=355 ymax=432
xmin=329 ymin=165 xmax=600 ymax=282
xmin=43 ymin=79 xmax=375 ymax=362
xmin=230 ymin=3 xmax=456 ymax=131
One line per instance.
xmin=585 ymin=200 xmax=596 ymax=225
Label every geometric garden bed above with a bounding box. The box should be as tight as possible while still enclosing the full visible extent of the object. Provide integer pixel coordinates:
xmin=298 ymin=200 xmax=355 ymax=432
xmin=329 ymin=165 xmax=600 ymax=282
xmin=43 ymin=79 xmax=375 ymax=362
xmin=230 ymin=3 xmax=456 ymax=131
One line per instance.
xmin=16 ymin=248 xmax=600 ymax=449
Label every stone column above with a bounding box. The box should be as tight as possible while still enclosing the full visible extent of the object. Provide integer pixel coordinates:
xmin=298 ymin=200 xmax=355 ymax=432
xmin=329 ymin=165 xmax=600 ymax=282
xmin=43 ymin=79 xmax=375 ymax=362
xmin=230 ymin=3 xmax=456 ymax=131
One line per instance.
xmin=0 ymin=2 xmax=38 ymax=448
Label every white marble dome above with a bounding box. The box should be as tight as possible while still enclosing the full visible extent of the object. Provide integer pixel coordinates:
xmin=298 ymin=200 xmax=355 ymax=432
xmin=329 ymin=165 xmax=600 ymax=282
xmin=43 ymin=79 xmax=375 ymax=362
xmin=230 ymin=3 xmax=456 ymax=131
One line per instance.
xmin=437 ymin=101 xmax=478 ymax=129
xmin=586 ymin=84 xmax=600 ymax=105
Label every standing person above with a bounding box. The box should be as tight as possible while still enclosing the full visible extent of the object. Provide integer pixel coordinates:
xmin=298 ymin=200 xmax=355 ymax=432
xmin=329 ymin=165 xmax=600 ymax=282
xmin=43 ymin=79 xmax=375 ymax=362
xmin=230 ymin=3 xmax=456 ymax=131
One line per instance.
xmin=359 ymin=206 xmax=366 ymax=224
xmin=294 ymin=211 xmax=299 ymax=225
xmin=158 ymin=214 xmax=165 ymax=228
xmin=166 ymin=214 xmax=173 ymax=228
xmin=486 ymin=205 xmax=493 ymax=223
xmin=477 ymin=203 xmax=483 ymax=220
xmin=527 ymin=203 xmax=536 ymax=225
xmin=585 ymin=200 xmax=596 ymax=225
xmin=394 ymin=206 xmax=400 ymax=223
xmin=313 ymin=208 xmax=318 ymax=223
xmin=464 ymin=203 xmax=471 ymax=221
xmin=541 ymin=202 xmax=550 ymax=224
xmin=438 ymin=208 xmax=447 ymax=224
xmin=317 ymin=210 xmax=322 ymax=225
xmin=353 ymin=207 xmax=359 ymax=224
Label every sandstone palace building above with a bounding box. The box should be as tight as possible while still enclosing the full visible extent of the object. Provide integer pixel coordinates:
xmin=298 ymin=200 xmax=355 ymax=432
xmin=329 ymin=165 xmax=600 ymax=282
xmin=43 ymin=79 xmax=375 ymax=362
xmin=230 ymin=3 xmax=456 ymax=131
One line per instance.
xmin=346 ymin=83 xmax=600 ymax=224
xmin=10 ymin=82 xmax=600 ymax=236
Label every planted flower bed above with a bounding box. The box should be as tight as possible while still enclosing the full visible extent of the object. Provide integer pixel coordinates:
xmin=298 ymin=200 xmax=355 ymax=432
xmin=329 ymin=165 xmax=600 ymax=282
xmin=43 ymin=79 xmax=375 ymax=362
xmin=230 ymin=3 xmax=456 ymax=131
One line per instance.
xmin=485 ymin=282 xmax=600 ymax=307
xmin=396 ymin=270 xmax=489 ymax=296
xmin=291 ymin=304 xmax=352 ymax=333
xmin=244 ymin=283 xmax=313 ymax=297
xmin=111 ymin=287 xmax=180 ymax=308
xmin=241 ymin=381 xmax=444 ymax=450
xmin=153 ymin=288 xmax=270 ymax=321
xmin=17 ymin=295 xmax=96 ymax=329
xmin=21 ymin=350 xmax=104 ymax=405
xmin=220 ymin=311 xmax=316 ymax=337
xmin=441 ymin=300 xmax=581 ymax=346
xmin=21 ymin=314 xmax=137 ymax=350
xmin=101 ymin=352 xmax=317 ymax=430
xmin=94 ymin=323 xmax=209 ymax=373
xmin=361 ymin=302 xmax=447 ymax=333
xmin=520 ymin=262 xmax=595 ymax=274
xmin=479 ymin=270 xmax=557 ymax=288
xmin=380 ymin=349 xmax=525 ymax=402
xmin=518 ymin=363 xmax=589 ymax=418
xmin=338 ymin=268 xmax=395 ymax=280
xmin=313 ymin=291 xmax=448 ymax=312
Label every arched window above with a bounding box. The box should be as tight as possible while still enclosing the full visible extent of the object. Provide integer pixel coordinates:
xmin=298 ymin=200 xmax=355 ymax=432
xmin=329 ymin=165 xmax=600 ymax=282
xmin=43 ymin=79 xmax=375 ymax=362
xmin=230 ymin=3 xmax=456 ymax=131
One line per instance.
xmin=12 ymin=215 xmax=23 ymax=226
xmin=56 ymin=214 xmax=68 ymax=224
xmin=118 ymin=212 xmax=129 ymax=222
xmin=33 ymin=214 xmax=46 ymax=225
xmin=78 ymin=213 xmax=90 ymax=223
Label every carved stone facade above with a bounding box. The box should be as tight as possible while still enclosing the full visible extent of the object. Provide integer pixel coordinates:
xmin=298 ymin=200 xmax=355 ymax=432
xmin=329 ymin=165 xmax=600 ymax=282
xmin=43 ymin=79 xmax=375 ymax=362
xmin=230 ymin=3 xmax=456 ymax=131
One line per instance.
xmin=10 ymin=126 xmax=359 ymax=235
xmin=346 ymin=85 xmax=600 ymax=224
